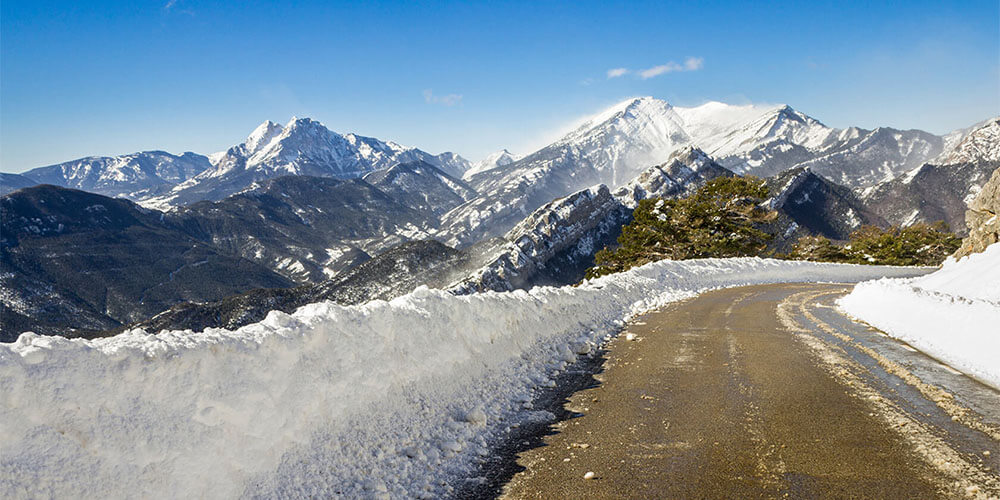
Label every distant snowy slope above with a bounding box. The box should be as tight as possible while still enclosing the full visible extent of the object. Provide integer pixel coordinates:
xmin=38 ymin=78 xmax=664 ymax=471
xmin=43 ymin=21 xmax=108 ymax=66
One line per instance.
xmin=0 ymin=173 xmax=39 ymax=195
xmin=434 ymin=152 xmax=473 ymax=178
xmin=463 ymin=149 xmax=521 ymax=179
xmin=510 ymin=96 xmax=945 ymax=188
xmin=677 ymin=101 xmax=945 ymax=186
xmin=795 ymin=127 xmax=942 ymax=188
xmin=21 ymin=151 xmax=212 ymax=199
xmin=440 ymin=98 xmax=693 ymax=246
xmin=840 ymin=243 xmax=1000 ymax=389
xmin=0 ymin=258 xmax=923 ymax=499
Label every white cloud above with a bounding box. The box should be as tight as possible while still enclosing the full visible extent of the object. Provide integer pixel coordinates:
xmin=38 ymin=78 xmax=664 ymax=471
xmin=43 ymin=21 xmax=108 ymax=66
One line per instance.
xmin=606 ymin=68 xmax=629 ymax=79
xmin=423 ymin=89 xmax=463 ymax=106
xmin=638 ymin=57 xmax=704 ymax=79
xmin=684 ymin=57 xmax=704 ymax=71
xmin=638 ymin=63 xmax=681 ymax=79
xmin=163 ymin=0 xmax=194 ymax=15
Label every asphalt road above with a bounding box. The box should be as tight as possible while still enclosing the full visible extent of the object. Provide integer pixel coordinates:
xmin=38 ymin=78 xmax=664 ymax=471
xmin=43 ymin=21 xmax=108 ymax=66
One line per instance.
xmin=500 ymin=283 xmax=1000 ymax=499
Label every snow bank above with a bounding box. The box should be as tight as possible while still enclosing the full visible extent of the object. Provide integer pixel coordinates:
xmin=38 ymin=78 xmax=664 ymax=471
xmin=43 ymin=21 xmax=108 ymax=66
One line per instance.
xmin=839 ymin=243 xmax=1000 ymax=389
xmin=1 ymin=258 xmax=921 ymax=499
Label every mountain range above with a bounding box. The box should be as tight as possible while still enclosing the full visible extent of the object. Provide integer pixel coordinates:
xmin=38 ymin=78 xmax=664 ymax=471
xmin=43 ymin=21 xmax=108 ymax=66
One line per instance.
xmin=9 ymin=117 xmax=472 ymax=207
xmin=436 ymin=98 xmax=992 ymax=247
xmin=2 ymin=97 xmax=998 ymax=338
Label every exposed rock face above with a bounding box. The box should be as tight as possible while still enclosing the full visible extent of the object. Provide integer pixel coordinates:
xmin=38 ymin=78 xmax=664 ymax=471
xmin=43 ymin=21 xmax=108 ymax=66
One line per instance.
xmin=859 ymin=161 xmax=999 ymax=234
xmin=451 ymin=148 xmax=736 ymax=293
xmin=955 ymin=166 xmax=1000 ymax=258
xmin=614 ymin=146 xmax=735 ymax=208
xmin=451 ymin=185 xmax=630 ymax=293
xmin=762 ymin=167 xmax=885 ymax=250
xmin=940 ymin=118 xmax=1000 ymax=164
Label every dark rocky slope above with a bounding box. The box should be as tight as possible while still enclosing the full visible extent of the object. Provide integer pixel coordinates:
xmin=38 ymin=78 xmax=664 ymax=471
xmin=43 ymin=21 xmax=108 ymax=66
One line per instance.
xmin=0 ymin=186 xmax=292 ymax=340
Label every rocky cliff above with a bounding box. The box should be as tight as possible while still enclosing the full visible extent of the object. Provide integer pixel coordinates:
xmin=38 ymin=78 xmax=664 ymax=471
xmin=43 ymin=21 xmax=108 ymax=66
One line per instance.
xmin=955 ymin=166 xmax=1000 ymax=258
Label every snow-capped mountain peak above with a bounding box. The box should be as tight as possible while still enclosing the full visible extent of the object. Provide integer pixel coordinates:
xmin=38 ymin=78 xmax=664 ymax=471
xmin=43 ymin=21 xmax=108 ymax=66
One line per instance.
xmin=557 ymin=96 xmax=685 ymax=147
xmin=463 ymin=149 xmax=522 ymax=179
xmin=483 ymin=148 xmax=519 ymax=166
xmin=677 ymin=102 xmax=833 ymax=165
xmin=560 ymin=97 xmax=649 ymax=139
xmin=245 ymin=120 xmax=284 ymax=155
xmin=548 ymin=97 xmax=832 ymax=180
xmin=245 ymin=117 xmax=350 ymax=170
xmin=672 ymin=101 xmax=791 ymax=141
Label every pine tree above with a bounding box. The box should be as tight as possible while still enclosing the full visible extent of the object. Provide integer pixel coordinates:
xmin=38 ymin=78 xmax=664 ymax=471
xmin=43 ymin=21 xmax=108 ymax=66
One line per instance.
xmin=789 ymin=222 xmax=961 ymax=266
xmin=586 ymin=177 xmax=775 ymax=278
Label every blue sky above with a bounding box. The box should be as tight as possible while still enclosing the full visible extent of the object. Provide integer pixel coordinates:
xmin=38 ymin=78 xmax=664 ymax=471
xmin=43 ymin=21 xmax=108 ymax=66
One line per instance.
xmin=2 ymin=0 xmax=998 ymax=172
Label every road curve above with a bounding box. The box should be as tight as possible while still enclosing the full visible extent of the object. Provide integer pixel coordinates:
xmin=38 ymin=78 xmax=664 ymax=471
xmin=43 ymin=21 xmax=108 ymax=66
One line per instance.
xmin=500 ymin=283 xmax=1000 ymax=499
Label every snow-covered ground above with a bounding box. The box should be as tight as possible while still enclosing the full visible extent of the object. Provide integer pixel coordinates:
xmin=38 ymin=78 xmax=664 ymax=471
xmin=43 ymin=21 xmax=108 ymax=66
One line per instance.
xmin=839 ymin=243 xmax=1000 ymax=390
xmin=1 ymin=258 xmax=922 ymax=499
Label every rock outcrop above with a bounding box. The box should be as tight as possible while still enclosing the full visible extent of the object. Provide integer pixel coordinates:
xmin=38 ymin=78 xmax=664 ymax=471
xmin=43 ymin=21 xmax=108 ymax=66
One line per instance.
xmin=450 ymin=184 xmax=630 ymax=293
xmin=955 ymin=166 xmax=1000 ymax=258
xmin=613 ymin=146 xmax=734 ymax=208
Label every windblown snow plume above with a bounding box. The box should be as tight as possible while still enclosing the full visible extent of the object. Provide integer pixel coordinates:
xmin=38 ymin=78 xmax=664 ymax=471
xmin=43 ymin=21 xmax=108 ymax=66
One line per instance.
xmin=839 ymin=243 xmax=1000 ymax=389
xmin=1 ymin=258 xmax=921 ymax=498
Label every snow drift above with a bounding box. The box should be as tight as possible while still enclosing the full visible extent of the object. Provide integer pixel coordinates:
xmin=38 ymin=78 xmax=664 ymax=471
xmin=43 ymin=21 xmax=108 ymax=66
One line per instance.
xmin=1 ymin=258 xmax=922 ymax=499
xmin=839 ymin=243 xmax=1000 ymax=390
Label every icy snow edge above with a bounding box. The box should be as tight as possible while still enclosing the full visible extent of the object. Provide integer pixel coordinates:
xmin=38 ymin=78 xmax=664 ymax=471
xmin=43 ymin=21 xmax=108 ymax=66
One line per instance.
xmin=1 ymin=258 xmax=922 ymax=499
xmin=838 ymin=243 xmax=1000 ymax=390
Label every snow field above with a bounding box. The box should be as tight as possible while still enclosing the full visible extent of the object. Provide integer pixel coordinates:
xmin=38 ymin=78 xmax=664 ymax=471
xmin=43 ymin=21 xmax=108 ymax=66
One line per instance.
xmin=1 ymin=258 xmax=923 ymax=498
xmin=839 ymin=243 xmax=1000 ymax=389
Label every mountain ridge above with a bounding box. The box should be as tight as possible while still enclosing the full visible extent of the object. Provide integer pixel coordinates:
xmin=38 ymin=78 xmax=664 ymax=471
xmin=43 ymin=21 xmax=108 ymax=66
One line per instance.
xmin=435 ymin=97 xmax=983 ymax=248
xmin=8 ymin=102 xmax=992 ymax=220
xmin=14 ymin=117 xmax=472 ymax=208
